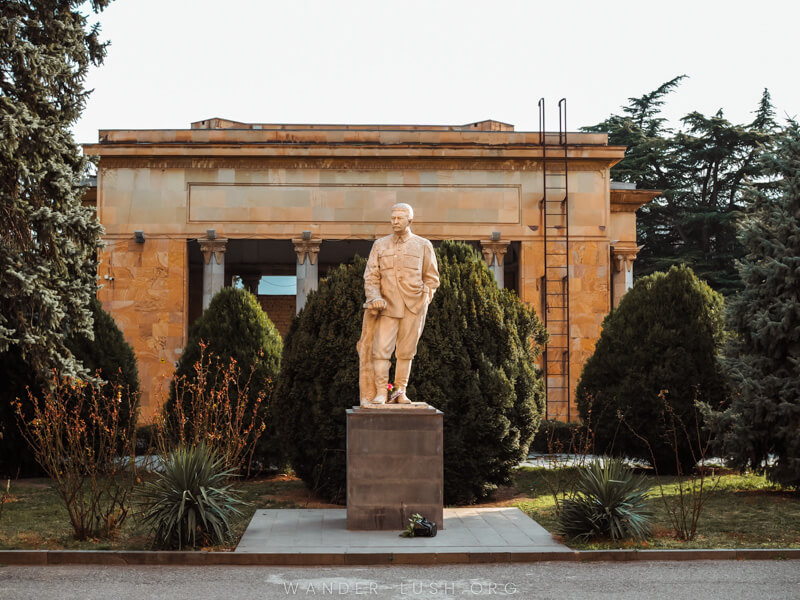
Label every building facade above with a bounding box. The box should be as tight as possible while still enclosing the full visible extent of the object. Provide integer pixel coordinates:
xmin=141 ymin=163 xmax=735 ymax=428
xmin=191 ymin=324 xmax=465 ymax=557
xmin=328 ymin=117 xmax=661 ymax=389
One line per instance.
xmin=83 ymin=118 xmax=657 ymax=422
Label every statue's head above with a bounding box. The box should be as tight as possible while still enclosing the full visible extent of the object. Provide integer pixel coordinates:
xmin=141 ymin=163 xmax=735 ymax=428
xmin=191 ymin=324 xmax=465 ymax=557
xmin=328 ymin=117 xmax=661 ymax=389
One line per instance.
xmin=391 ymin=203 xmax=413 ymax=234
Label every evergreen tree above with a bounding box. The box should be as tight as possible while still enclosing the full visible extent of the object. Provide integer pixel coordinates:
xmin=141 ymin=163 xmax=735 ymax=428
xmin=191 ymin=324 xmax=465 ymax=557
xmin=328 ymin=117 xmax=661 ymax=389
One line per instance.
xmin=583 ymin=75 xmax=685 ymax=191
xmin=576 ymin=265 xmax=728 ymax=473
xmin=274 ymin=242 xmax=546 ymax=504
xmin=720 ymin=122 xmax=800 ymax=487
xmin=1 ymin=1 xmax=111 ymax=377
xmin=583 ymin=80 xmax=777 ymax=296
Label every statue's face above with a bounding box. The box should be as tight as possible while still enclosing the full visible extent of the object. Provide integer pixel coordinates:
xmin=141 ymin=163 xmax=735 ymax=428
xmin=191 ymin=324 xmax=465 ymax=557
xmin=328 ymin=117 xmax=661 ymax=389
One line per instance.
xmin=391 ymin=208 xmax=411 ymax=234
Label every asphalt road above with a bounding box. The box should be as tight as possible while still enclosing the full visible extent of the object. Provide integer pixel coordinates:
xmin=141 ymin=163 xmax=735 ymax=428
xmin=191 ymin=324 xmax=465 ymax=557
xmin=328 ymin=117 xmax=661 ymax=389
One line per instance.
xmin=1 ymin=561 xmax=798 ymax=600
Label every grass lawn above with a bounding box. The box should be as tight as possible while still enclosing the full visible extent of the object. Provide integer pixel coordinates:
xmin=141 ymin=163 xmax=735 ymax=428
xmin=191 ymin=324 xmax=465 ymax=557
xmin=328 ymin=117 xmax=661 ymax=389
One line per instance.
xmin=0 ymin=468 xmax=798 ymax=551
xmin=0 ymin=474 xmax=323 ymax=551
xmin=512 ymin=467 xmax=800 ymax=549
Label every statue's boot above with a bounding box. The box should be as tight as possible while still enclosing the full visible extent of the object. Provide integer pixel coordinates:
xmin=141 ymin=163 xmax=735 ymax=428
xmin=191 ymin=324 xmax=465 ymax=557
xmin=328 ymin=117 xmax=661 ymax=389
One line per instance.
xmin=392 ymin=358 xmax=413 ymax=404
xmin=371 ymin=359 xmax=391 ymax=404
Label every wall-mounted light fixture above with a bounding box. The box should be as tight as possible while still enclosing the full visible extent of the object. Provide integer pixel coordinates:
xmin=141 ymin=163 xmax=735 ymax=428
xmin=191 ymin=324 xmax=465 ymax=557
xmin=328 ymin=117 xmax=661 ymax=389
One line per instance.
xmin=206 ymin=229 xmax=217 ymax=240
xmin=490 ymin=231 xmax=501 ymax=241
xmin=134 ymin=230 xmax=145 ymax=244
xmin=302 ymin=230 xmax=312 ymax=240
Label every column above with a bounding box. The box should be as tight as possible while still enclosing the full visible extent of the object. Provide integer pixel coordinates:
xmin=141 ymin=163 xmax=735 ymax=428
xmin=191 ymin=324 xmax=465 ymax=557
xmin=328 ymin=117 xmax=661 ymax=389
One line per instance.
xmin=611 ymin=244 xmax=640 ymax=308
xmin=199 ymin=238 xmax=228 ymax=310
xmin=480 ymin=240 xmax=510 ymax=288
xmin=292 ymin=237 xmax=322 ymax=313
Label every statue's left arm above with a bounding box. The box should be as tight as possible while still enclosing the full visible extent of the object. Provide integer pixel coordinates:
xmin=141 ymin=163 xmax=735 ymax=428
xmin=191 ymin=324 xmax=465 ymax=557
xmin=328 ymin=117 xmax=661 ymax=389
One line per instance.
xmin=421 ymin=241 xmax=439 ymax=304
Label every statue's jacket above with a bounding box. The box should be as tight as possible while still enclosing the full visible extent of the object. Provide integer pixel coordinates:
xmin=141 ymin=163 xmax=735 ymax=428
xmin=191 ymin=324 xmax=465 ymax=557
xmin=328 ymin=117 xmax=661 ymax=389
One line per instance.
xmin=364 ymin=231 xmax=440 ymax=318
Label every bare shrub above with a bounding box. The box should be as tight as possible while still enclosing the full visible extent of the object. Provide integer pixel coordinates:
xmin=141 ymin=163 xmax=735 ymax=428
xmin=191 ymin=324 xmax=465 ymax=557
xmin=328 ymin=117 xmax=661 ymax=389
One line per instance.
xmin=13 ymin=374 xmax=138 ymax=540
xmin=621 ymin=391 xmax=720 ymax=540
xmin=154 ymin=344 xmax=268 ymax=477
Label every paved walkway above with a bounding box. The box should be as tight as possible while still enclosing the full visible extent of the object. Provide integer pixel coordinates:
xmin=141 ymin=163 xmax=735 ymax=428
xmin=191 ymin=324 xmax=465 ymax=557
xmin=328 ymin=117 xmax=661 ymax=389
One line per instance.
xmin=235 ymin=507 xmax=569 ymax=554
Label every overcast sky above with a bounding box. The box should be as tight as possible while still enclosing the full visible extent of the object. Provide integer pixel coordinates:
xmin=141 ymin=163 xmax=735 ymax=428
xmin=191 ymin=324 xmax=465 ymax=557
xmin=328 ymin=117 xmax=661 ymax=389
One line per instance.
xmin=74 ymin=0 xmax=798 ymax=143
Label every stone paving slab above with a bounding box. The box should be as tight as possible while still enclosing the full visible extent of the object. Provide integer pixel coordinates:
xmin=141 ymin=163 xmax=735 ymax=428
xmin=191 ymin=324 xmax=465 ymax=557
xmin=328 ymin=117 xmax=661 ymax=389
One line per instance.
xmin=235 ymin=507 xmax=570 ymax=554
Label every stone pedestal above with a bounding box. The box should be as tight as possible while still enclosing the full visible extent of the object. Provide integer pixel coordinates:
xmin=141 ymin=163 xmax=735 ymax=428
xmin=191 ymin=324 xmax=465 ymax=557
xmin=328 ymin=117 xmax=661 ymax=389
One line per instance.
xmin=346 ymin=404 xmax=443 ymax=531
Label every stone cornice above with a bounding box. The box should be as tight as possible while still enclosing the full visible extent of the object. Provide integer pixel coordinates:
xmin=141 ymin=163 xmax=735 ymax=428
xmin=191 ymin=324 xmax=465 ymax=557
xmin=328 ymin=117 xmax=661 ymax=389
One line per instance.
xmin=91 ymin=128 xmax=609 ymax=146
xmin=84 ymin=144 xmax=627 ymax=166
xmin=93 ymin=156 xmax=618 ymax=172
xmin=610 ymin=189 xmax=661 ymax=212
xmin=83 ymin=129 xmax=625 ymax=166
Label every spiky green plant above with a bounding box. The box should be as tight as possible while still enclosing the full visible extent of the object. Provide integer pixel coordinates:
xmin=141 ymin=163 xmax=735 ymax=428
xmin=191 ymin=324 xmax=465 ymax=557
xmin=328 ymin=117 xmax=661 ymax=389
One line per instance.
xmin=557 ymin=459 xmax=653 ymax=542
xmin=138 ymin=444 xmax=246 ymax=549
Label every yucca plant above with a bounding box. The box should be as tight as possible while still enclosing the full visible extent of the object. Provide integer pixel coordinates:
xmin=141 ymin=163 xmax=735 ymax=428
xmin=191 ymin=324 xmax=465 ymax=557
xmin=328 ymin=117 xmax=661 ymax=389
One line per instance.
xmin=557 ymin=459 xmax=653 ymax=542
xmin=137 ymin=444 xmax=247 ymax=549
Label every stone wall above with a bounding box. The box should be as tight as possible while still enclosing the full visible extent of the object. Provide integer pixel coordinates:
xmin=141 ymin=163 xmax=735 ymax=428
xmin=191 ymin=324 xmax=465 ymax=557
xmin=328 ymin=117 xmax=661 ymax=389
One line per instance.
xmin=566 ymin=240 xmax=610 ymax=421
xmin=97 ymin=237 xmax=186 ymax=421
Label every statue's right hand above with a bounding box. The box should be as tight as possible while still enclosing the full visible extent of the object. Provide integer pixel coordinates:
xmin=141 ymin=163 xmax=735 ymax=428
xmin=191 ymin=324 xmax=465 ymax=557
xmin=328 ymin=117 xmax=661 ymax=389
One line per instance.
xmin=368 ymin=298 xmax=387 ymax=311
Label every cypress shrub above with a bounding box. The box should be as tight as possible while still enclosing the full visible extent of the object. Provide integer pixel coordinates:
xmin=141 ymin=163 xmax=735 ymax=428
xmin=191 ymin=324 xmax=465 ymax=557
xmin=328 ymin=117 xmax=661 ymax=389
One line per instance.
xmin=166 ymin=287 xmax=282 ymax=469
xmin=576 ymin=265 xmax=728 ymax=473
xmin=412 ymin=241 xmax=547 ymax=503
xmin=1 ymin=297 xmax=139 ymax=476
xmin=274 ymin=241 xmax=546 ymax=504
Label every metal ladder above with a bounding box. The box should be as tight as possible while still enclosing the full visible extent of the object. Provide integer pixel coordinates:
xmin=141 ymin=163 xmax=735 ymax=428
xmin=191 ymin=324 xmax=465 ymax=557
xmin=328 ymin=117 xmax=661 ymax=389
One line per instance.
xmin=539 ymin=98 xmax=571 ymax=421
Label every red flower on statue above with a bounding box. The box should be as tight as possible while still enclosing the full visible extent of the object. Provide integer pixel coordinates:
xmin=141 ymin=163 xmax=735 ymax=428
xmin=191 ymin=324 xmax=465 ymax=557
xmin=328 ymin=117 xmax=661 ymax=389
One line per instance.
xmin=387 ymin=383 xmax=394 ymax=392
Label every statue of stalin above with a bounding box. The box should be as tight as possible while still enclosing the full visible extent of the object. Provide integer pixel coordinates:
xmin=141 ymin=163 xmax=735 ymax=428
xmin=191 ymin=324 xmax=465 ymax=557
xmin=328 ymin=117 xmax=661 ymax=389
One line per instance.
xmin=361 ymin=203 xmax=439 ymax=405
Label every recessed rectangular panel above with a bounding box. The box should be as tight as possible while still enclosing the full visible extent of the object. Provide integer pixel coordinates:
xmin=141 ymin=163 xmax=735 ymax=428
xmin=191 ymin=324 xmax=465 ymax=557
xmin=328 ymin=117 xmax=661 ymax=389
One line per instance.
xmin=188 ymin=183 xmax=520 ymax=224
